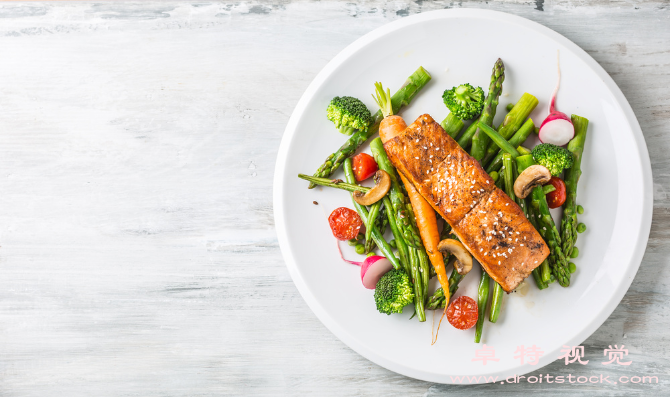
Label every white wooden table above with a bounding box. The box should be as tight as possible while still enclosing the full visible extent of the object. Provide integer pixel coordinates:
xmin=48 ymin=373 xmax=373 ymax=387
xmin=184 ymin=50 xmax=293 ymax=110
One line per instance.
xmin=0 ymin=1 xmax=667 ymax=395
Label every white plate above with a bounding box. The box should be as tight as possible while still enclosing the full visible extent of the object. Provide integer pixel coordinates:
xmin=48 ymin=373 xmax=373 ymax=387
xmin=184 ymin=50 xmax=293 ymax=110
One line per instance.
xmin=273 ymin=9 xmax=652 ymax=383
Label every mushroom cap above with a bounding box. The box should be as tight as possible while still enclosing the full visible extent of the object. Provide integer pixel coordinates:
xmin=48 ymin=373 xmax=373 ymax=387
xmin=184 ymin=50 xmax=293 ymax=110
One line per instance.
xmin=513 ymin=164 xmax=552 ymax=199
xmin=353 ymin=170 xmax=391 ymax=206
xmin=437 ymin=239 xmax=473 ymax=275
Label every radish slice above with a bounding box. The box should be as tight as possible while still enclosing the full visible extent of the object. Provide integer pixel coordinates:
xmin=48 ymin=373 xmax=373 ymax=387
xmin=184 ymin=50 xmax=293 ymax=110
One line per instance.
xmin=360 ymin=257 xmax=393 ymax=289
xmin=538 ymin=51 xmax=574 ymax=146
xmin=336 ymin=241 xmax=393 ymax=289
xmin=539 ymin=116 xmax=574 ymax=145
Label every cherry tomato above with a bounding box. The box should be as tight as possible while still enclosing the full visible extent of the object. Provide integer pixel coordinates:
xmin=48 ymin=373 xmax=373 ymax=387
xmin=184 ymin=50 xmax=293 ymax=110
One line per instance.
xmin=545 ymin=176 xmax=567 ymax=209
xmin=447 ymin=296 xmax=479 ymax=330
xmin=352 ymin=153 xmax=378 ymax=182
xmin=328 ymin=207 xmax=363 ymax=241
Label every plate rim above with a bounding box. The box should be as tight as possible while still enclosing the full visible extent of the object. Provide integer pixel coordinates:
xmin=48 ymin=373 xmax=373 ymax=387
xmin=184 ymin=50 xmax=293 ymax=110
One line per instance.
xmin=273 ymin=8 xmax=653 ymax=383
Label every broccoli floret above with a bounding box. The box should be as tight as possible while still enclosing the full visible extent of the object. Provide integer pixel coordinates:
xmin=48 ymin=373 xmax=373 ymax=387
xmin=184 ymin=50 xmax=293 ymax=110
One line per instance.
xmin=531 ymin=143 xmax=574 ymax=176
xmin=326 ymin=96 xmax=372 ymax=135
xmin=374 ymin=269 xmax=415 ymax=315
xmin=442 ymin=83 xmax=485 ymax=120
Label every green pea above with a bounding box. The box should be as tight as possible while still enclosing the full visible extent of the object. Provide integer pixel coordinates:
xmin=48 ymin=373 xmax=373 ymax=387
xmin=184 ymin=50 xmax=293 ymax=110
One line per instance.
xmin=366 ymin=251 xmax=376 ymax=257
xmin=577 ymin=223 xmax=586 ymax=233
xmin=356 ymin=233 xmax=365 ymax=241
xmin=570 ymin=247 xmax=579 ymax=258
xmin=388 ymin=239 xmax=397 ymax=248
xmin=347 ymin=239 xmax=358 ymax=246
xmin=354 ymin=244 xmax=365 ymax=255
xmin=506 ymin=103 xmax=515 ymax=112
xmin=577 ymin=205 xmax=584 ymax=214
xmin=569 ymin=262 xmax=577 ymax=273
xmin=490 ymin=171 xmax=499 ymax=182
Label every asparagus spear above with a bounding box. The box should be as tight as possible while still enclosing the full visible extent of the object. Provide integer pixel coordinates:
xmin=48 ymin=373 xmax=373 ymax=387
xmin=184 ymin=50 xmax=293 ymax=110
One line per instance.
xmin=561 ymin=115 xmax=589 ymax=258
xmin=308 ymin=67 xmax=432 ymax=188
xmin=470 ymin=59 xmax=505 ymax=161
xmin=481 ymin=93 xmax=538 ymax=166
xmin=441 ymin=113 xmax=465 ymax=139
xmin=485 ymin=118 xmax=536 ymax=173
xmin=517 ymin=155 xmax=571 ymax=287
xmin=364 ymin=201 xmax=382 ymax=253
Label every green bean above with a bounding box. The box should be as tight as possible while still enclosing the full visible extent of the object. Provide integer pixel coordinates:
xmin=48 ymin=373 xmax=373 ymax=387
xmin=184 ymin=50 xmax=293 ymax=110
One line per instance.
xmin=474 ymin=269 xmax=490 ymax=343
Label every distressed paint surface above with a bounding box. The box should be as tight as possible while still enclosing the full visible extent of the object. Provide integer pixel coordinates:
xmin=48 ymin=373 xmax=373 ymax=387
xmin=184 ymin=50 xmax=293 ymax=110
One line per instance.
xmin=0 ymin=1 xmax=667 ymax=396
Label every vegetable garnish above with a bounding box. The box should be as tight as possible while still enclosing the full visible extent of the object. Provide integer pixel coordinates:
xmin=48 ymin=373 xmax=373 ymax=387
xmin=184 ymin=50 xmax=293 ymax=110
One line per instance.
xmin=442 ymin=83 xmax=485 ymax=120
xmin=470 ymin=59 xmax=505 ymax=161
xmin=336 ymin=242 xmax=393 ymax=289
xmin=545 ymin=176 xmax=567 ymax=209
xmin=538 ymin=52 xmax=574 ymax=146
xmin=447 ymin=296 xmax=479 ymax=330
xmin=327 ymin=96 xmax=372 ymax=135
xmin=374 ymin=269 xmax=415 ymax=314
xmin=352 ymin=153 xmax=378 ymax=181
xmin=328 ymin=207 xmax=363 ymax=241
xmin=353 ymin=170 xmax=390 ymax=206
xmin=531 ymin=143 xmax=574 ymax=176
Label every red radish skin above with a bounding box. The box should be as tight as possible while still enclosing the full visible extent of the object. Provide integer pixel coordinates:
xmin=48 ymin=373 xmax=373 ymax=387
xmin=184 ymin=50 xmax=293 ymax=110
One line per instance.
xmin=538 ymin=52 xmax=574 ymax=146
xmin=336 ymin=242 xmax=393 ymax=289
xmin=360 ymin=257 xmax=393 ymax=289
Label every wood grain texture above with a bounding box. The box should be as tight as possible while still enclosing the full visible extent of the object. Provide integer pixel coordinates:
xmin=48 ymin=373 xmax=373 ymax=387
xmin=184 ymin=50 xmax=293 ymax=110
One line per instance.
xmin=0 ymin=1 xmax=667 ymax=396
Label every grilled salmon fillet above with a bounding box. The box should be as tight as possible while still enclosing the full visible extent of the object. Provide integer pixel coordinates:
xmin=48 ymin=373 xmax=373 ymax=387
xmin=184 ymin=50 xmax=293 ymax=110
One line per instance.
xmin=384 ymin=114 xmax=549 ymax=292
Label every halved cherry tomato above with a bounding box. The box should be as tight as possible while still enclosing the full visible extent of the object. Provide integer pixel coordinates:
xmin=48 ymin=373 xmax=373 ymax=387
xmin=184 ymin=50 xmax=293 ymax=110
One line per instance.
xmin=545 ymin=176 xmax=567 ymax=209
xmin=328 ymin=207 xmax=363 ymax=240
xmin=447 ymin=296 xmax=479 ymax=330
xmin=352 ymin=153 xmax=378 ymax=182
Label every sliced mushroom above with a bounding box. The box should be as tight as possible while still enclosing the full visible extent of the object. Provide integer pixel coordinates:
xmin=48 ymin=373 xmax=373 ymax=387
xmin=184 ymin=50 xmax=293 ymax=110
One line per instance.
xmin=353 ymin=170 xmax=391 ymax=206
xmin=437 ymin=239 xmax=473 ymax=275
xmin=513 ymin=165 xmax=551 ymax=199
